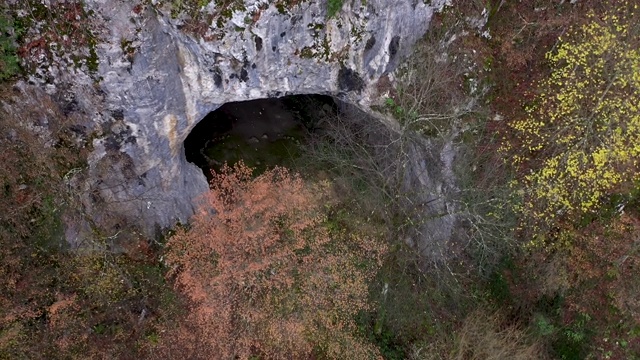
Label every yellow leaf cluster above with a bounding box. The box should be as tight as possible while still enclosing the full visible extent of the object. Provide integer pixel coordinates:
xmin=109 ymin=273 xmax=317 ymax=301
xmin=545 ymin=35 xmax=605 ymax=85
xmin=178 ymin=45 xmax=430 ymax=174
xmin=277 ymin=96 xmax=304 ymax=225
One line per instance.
xmin=506 ymin=4 xmax=640 ymax=246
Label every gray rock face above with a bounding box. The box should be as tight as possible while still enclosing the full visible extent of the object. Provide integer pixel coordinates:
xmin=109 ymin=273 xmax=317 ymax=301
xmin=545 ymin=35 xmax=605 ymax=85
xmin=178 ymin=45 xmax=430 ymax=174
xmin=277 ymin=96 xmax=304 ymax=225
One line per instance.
xmin=50 ymin=0 xmax=451 ymax=240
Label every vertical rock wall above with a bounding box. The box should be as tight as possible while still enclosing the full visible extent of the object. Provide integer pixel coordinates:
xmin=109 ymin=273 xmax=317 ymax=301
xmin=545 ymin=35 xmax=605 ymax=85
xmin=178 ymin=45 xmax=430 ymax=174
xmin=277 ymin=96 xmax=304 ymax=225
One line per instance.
xmin=60 ymin=0 xmax=451 ymax=239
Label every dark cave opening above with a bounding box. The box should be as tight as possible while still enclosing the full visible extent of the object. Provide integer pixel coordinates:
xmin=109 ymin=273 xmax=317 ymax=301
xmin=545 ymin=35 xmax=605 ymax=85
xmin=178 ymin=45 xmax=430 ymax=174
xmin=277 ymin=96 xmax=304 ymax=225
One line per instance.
xmin=184 ymin=94 xmax=337 ymax=180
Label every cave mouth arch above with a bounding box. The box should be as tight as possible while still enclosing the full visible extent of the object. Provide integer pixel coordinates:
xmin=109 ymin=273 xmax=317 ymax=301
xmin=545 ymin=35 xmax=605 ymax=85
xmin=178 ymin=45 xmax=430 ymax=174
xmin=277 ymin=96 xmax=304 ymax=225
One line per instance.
xmin=184 ymin=94 xmax=337 ymax=180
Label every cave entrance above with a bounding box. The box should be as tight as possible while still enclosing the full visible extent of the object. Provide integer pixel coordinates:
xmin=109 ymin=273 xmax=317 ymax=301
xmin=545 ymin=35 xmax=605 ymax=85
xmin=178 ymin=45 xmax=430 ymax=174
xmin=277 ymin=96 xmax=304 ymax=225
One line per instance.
xmin=184 ymin=94 xmax=337 ymax=180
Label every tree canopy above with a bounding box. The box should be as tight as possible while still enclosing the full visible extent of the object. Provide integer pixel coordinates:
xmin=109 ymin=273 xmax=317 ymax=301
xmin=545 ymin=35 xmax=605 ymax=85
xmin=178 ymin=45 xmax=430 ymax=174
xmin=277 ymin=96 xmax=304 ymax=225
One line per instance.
xmin=504 ymin=6 xmax=640 ymax=245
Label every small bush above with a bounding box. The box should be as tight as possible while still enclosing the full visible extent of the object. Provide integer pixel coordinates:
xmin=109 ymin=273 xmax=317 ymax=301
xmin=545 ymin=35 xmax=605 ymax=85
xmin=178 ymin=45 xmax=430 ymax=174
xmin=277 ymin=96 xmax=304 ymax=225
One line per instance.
xmin=327 ymin=0 xmax=344 ymax=18
xmin=0 ymin=13 xmax=20 ymax=81
xmin=412 ymin=309 xmax=543 ymax=360
xmin=0 ymin=12 xmax=20 ymax=81
xmin=452 ymin=310 xmax=542 ymax=360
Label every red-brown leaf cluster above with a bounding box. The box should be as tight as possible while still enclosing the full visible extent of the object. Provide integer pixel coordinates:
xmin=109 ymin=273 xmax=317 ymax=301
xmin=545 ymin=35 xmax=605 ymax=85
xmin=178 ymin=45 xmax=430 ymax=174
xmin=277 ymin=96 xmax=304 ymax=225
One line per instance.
xmin=161 ymin=162 xmax=385 ymax=359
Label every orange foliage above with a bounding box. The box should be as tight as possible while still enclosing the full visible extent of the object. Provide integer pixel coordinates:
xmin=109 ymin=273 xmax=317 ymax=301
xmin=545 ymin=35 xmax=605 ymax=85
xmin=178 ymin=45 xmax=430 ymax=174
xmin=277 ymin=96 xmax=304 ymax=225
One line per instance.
xmin=161 ymin=162 xmax=385 ymax=359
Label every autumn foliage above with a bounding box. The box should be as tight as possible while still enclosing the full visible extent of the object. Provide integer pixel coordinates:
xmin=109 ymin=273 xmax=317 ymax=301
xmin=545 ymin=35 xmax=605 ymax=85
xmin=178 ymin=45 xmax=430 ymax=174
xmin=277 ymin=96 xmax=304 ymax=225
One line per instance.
xmin=503 ymin=3 xmax=640 ymax=246
xmin=162 ymin=162 xmax=385 ymax=359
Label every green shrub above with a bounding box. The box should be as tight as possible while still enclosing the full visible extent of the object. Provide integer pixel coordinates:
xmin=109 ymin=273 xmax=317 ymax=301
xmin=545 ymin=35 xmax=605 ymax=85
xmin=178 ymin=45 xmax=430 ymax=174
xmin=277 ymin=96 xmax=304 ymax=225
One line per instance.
xmin=0 ymin=12 xmax=20 ymax=81
xmin=327 ymin=0 xmax=344 ymax=18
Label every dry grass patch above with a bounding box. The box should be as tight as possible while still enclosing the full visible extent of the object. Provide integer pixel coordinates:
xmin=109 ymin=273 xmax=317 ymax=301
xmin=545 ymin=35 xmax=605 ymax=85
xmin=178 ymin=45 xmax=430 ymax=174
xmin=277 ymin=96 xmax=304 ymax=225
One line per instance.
xmin=412 ymin=309 xmax=544 ymax=360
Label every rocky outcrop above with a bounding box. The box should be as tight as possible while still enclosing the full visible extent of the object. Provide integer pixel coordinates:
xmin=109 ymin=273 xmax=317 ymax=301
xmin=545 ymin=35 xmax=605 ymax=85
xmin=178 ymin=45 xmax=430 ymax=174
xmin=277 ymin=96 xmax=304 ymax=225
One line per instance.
xmin=54 ymin=0 xmax=449 ymax=240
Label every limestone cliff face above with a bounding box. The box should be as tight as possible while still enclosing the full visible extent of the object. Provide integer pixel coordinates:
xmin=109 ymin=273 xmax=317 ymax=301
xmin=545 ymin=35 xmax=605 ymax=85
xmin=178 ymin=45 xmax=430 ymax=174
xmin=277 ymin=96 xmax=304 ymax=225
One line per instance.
xmin=55 ymin=0 xmax=450 ymax=239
